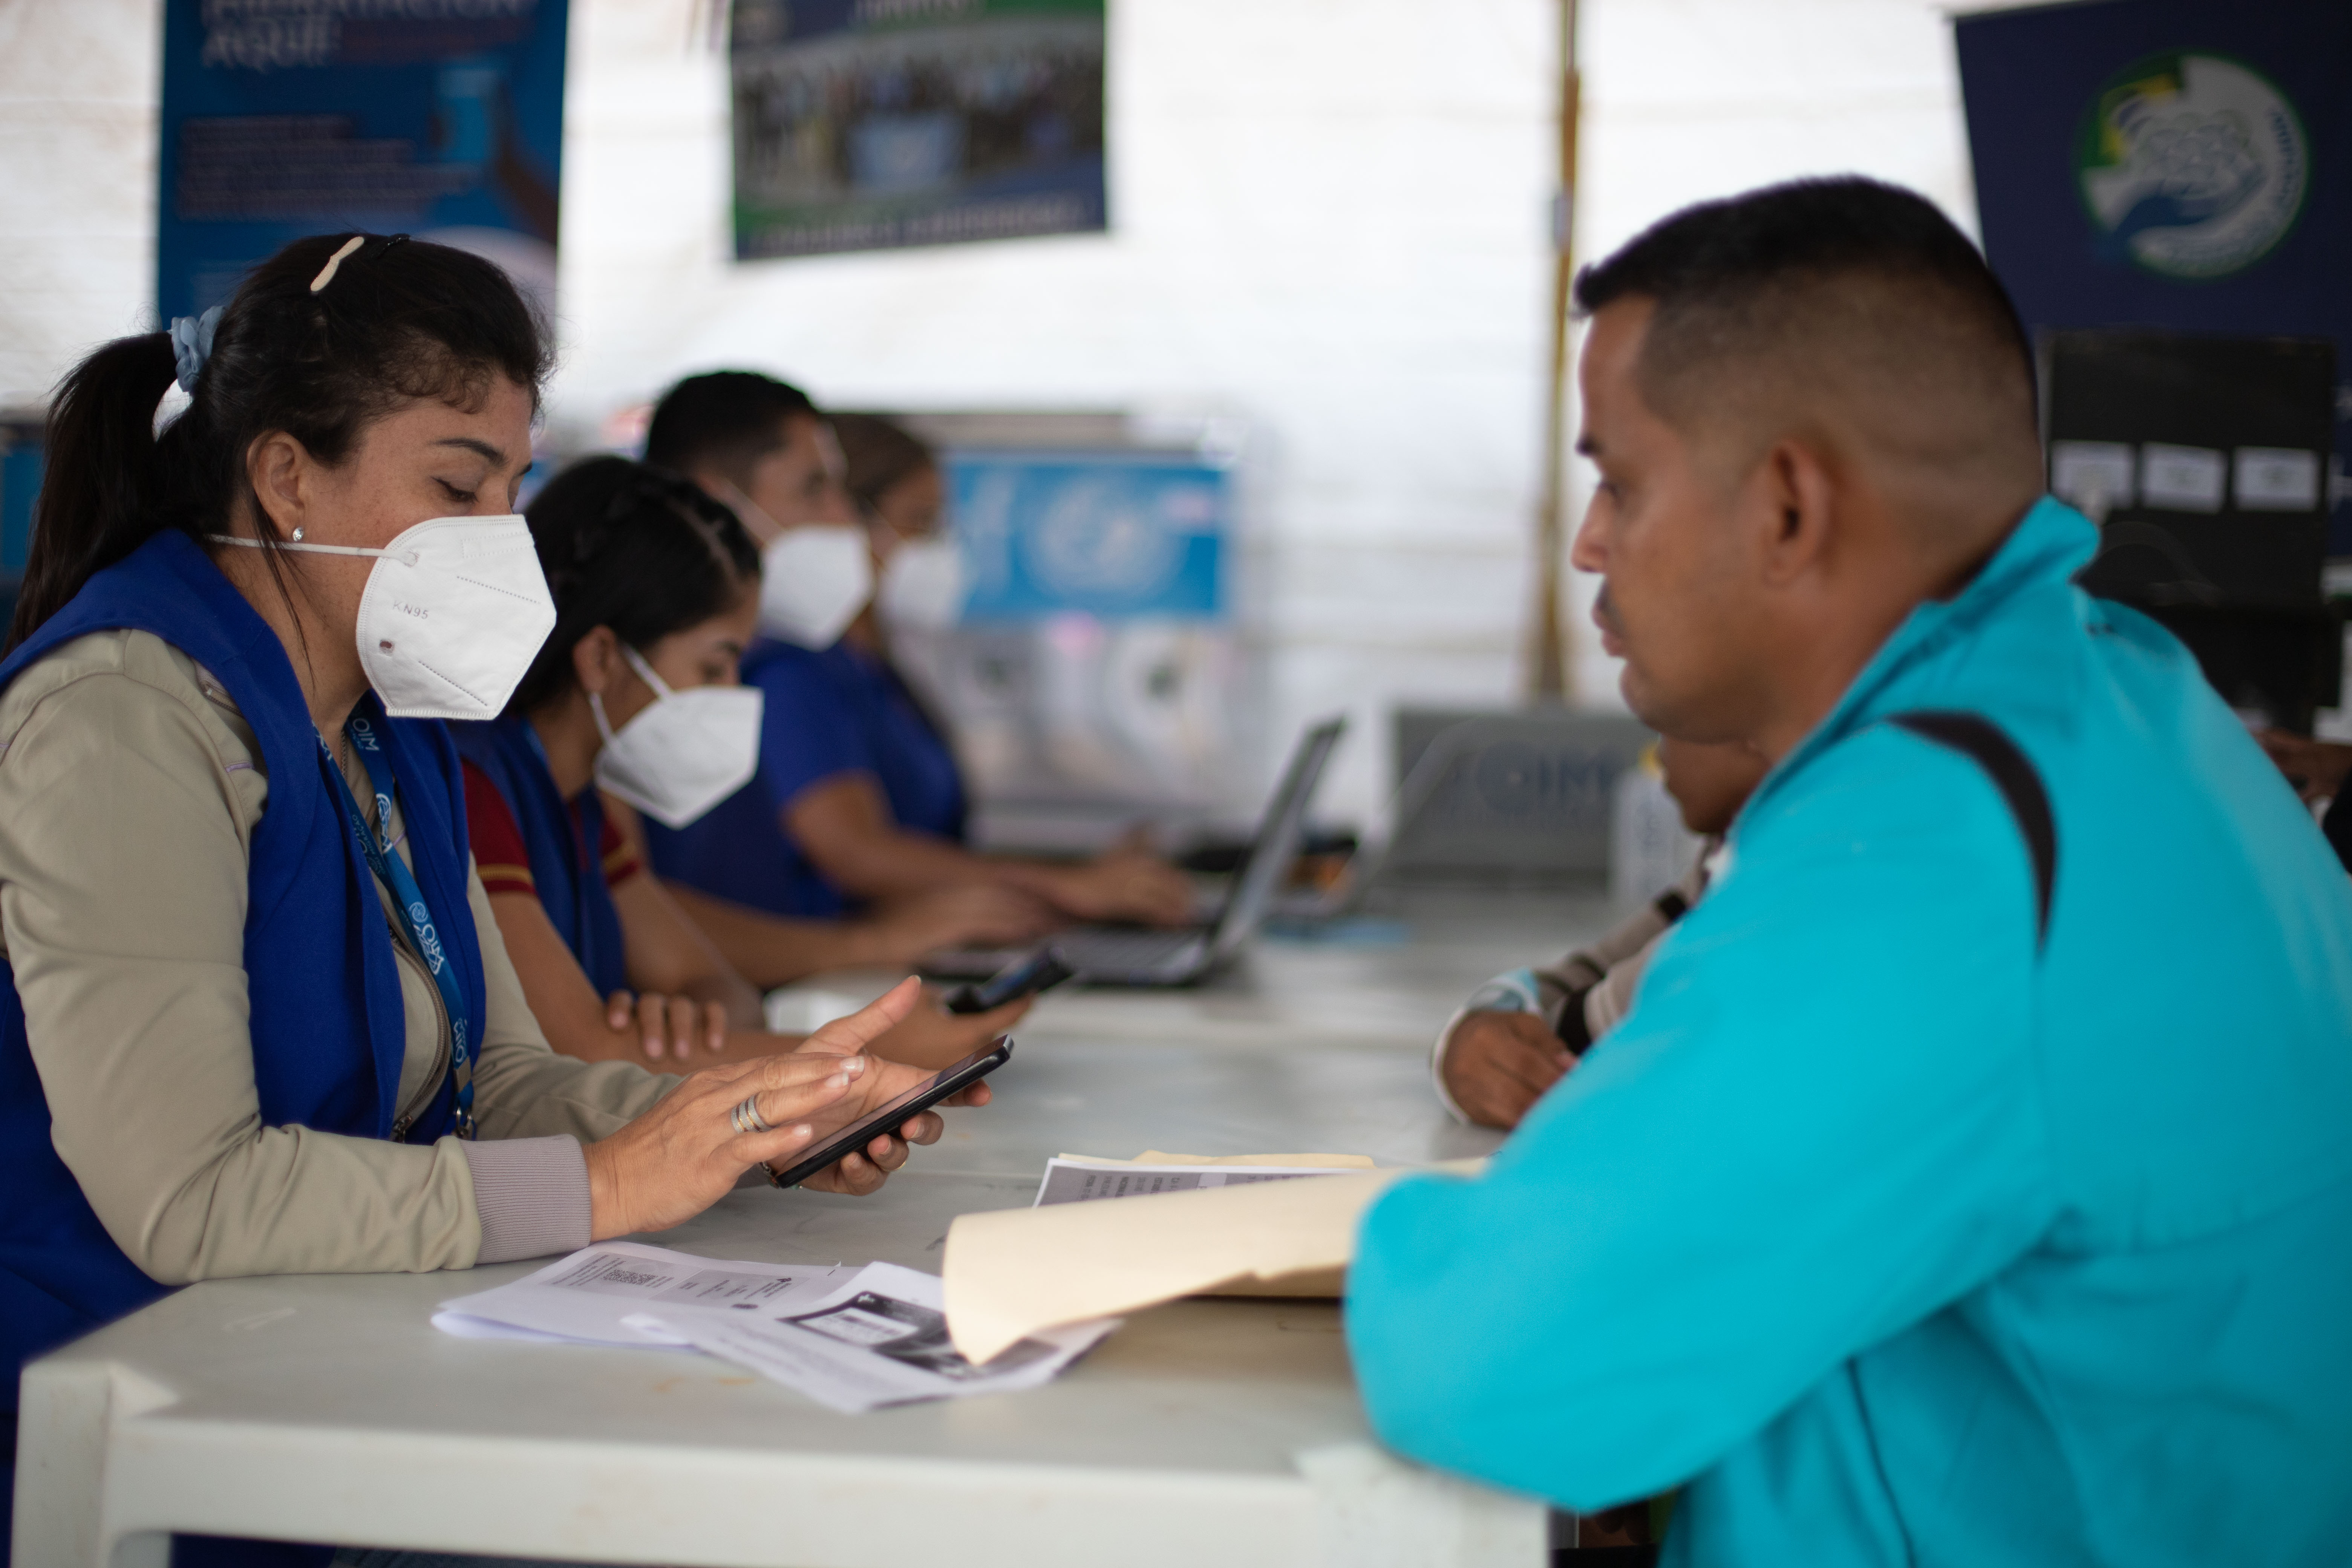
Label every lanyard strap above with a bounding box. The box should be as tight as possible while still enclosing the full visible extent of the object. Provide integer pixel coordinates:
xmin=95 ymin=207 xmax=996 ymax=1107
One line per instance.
xmin=323 ymin=715 xmax=476 ymax=1140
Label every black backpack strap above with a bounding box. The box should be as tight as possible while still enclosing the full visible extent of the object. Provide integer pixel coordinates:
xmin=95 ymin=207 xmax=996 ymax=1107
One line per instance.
xmin=1886 ymin=710 xmax=2057 ymax=947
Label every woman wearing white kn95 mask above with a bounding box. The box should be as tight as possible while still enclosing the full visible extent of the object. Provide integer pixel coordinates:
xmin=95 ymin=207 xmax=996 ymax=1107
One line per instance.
xmin=0 ymin=235 xmax=991 ymax=1565
xmin=454 ymin=456 xmax=1035 ymax=1075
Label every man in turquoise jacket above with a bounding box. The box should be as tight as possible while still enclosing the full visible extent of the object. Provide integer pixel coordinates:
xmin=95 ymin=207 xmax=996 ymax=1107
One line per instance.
xmin=1348 ymin=177 xmax=2352 ymax=1565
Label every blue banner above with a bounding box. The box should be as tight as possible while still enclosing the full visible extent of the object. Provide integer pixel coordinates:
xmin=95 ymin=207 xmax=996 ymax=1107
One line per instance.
xmin=156 ymin=0 xmax=567 ymax=320
xmin=947 ymin=453 xmax=1227 ymax=623
xmin=1955 ymin=1 xmax=2352 ymax=549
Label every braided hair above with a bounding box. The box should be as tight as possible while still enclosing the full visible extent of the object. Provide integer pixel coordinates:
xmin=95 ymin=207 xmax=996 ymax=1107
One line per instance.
xmin=505 ymin=456 xmax=762 ymax=716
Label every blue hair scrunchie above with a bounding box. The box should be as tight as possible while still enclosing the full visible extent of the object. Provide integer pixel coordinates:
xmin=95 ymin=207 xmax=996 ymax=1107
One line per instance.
xmin=168 ymin=305 xmax=223 ymax=393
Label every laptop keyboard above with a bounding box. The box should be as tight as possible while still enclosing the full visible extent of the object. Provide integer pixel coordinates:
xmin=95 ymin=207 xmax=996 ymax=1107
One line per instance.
xmin=1055 ymin=928 xmax=1207 ymax=971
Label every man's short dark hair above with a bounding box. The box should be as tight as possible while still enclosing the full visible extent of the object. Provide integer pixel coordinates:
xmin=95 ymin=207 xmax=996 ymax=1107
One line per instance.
xmin=643 ymin=371 xmax=819 ymax=481
xmin=1573 ymin=177 xmax=2036 ymax=451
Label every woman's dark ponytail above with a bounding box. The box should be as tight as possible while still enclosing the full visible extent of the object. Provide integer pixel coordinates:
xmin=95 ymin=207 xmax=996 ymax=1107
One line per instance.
xmin=7 ymin=335 xmax=181 ymax=650
xmin=5 ymin=231 xmax=551 ymax=653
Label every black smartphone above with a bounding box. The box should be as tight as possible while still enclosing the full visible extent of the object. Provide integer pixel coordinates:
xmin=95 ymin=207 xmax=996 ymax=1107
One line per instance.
xmin=944 ymin=949 xmax=1076 ymax=1015
xmin=762 ymin=1036 xmax=1014 ymax=1189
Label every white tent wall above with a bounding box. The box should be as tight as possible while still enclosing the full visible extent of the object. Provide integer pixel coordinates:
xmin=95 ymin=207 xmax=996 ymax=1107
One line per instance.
xmin=0 ymin=0 xmax=163 ymax=407
xmin=0 ymin=0 xmax=1978 ymax=837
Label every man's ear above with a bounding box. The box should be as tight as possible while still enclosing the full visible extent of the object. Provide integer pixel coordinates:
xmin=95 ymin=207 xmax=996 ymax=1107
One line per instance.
xmin=1755 ymin=438 xmax=1838 ymax=587
xmin=571 ymin=625 xmax=621 ymax=697
xmin=245 ymin=431 xmax=312 ymax=537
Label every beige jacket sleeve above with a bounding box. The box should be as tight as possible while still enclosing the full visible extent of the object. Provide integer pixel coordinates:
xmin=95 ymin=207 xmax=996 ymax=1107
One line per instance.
xmin=0 ymin=631 xmax=668 ymax=1284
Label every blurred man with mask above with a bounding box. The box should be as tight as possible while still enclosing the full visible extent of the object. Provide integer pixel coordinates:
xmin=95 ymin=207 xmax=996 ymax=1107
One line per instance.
xmin=1347 ymin=178 xmax=2352 ymax=1564
xmin=641 ymin=374 xmax=1193 ymax=967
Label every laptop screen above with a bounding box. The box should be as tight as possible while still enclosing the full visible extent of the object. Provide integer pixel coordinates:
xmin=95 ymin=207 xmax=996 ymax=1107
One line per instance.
xmin=1204 ymin=718 xmax=1346 ymax=959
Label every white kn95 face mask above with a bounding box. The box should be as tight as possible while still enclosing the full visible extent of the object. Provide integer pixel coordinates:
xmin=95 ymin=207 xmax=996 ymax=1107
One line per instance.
xmin=213 ymin=515 xmax=557 ymax=721
xmin=876 ymin=534 xmax=968 ymax=633
xmin=590 ymin=645 xmax=765 ymax=829
xmin=758 ymin=525 xmax=873 ymax=649
xmin=706 ymin=478 xmax=874 ymax=649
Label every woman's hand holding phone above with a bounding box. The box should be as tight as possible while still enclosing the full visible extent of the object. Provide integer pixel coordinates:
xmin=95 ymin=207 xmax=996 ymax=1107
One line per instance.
xmin=582 ymin=979 xmax=997 ymax=1233
xmin=787 ymin=978 xmax=998 ymax=1188
xmin=583 ymin=1049 xmax=870 ymax=1239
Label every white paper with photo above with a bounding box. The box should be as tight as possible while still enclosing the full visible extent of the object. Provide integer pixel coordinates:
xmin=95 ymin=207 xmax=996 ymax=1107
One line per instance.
xmin=435 ymin=1242 xmax=856 ymax=1348
xmin=1033 ymin=1156 xmax=1356 ymax=1207
xmin=648 ymin=1260 xmax=1116 ymax=1414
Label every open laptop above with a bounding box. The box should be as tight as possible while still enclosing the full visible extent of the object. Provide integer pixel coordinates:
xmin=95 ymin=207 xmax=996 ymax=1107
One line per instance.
xmin=919 ymin=717 xmax=1346 ymax=987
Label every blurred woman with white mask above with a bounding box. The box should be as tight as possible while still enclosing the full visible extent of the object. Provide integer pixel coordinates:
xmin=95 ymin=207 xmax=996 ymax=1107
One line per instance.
xmin=454 ymin=456 xmax=1030 ymax=1072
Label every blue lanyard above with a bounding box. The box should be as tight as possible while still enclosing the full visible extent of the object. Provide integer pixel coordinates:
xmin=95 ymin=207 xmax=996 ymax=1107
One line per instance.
xmin=323 ymin=715 xmax=475 ymax=1140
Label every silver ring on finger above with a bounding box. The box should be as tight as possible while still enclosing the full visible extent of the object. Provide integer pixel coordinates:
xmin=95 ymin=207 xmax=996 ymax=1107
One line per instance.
xmin=730 ymin=1094 xmax=773 ymax=1136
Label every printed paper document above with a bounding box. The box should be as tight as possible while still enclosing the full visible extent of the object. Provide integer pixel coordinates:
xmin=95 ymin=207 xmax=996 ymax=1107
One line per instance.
xmin=1034 ymin=1156 xmax=1355 ymax=1206
xmin=435 ymin=1242 xmax=856 ymax=1348
xmin=648 ymin=1260 xmax=1116 ymax=1413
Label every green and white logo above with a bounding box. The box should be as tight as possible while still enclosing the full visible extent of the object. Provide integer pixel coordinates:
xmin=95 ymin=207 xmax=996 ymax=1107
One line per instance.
xmin=2075 ymin=52 xmax=2308 ymax=280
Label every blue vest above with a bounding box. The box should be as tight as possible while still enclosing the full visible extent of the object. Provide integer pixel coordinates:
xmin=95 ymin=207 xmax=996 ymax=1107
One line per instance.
xmin=0 ymin=530 xmax=488 ymax=1413
xmin=451 ymin=715 xmax=629 ymax=996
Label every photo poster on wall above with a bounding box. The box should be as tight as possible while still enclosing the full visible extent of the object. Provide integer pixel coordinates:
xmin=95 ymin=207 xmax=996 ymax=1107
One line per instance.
xmin=729 ymin=0 xmax=1106 ymax=261
xmin=155 ymin=0 xmax=568 ymax=322
xmin=1954 ymin=1 xmax=2352 ymax=550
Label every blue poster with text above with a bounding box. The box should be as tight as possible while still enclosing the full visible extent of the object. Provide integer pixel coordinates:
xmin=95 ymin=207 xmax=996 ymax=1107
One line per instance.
xmin=156 ymin=0 xmax=567 ymax=321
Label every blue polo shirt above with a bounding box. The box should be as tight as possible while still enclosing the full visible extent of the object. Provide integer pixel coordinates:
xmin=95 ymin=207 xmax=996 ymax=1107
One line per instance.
xmin=644 ymin=638 xmax=966 ymax=918
xmin=1348 ymin=498 xmax=2352 ymax=1565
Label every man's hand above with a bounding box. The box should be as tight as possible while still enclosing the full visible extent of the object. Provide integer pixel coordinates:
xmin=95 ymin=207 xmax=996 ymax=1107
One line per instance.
xmin=1442 ymin=1010 xmax=1574 ymax=1130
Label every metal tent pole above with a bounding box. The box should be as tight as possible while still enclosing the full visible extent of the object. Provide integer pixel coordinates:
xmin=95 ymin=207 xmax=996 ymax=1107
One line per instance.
xmin=1527 ymin=0 xmax=1583 ymax=701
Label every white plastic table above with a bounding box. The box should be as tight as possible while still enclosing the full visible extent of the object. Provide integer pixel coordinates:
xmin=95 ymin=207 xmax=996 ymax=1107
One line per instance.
xmin=767 ymin=887 xmax=1615 ymax=1054
xmin=15 ymin=893 xmax=1602 ymax=1568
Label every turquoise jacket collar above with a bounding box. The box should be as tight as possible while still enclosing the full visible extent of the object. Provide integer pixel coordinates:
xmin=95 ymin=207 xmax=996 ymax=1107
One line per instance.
xmin=1753 ymin=495 xmax=2096 ymax=807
